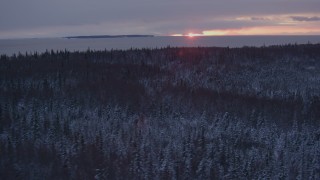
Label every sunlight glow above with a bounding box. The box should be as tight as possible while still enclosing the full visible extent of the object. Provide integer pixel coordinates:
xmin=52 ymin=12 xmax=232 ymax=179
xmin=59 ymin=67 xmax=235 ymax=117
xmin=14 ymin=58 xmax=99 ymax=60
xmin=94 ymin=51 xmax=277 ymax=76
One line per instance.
xmin=170 ymin=32 xmax=204 ymax=37
xmin=187 ymin=33 xmax=194 ymax=38
xmin=170 ymin=13 xmax=320 ymax=37
xmin=214 ymin=26 xmax=320 ymax=35
xmin=171 ymin=25 xmax=320 ymax=37
xmin=187 ymin=33 xmax=203 ymax=37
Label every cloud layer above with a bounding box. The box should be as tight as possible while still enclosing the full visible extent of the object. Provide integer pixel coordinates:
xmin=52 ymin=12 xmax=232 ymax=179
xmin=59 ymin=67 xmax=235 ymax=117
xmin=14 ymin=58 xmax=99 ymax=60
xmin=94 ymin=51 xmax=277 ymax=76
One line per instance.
xmin=0 ymin=0 xmax=320 ymax=38
xmin=291 ymin=16 xmax=320 ymax=22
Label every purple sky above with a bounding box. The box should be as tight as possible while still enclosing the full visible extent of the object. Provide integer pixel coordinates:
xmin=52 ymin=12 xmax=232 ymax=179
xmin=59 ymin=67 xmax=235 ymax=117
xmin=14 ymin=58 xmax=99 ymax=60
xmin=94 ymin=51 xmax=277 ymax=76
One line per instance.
xmin=1 ymin=0 xmax=320 ymax=38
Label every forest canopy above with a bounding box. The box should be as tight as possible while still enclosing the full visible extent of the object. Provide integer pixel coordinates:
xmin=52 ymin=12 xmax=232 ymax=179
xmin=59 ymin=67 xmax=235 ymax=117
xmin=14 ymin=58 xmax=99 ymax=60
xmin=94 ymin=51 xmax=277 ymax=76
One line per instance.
xmin=1 ymin=44 xmax=320 ymax=179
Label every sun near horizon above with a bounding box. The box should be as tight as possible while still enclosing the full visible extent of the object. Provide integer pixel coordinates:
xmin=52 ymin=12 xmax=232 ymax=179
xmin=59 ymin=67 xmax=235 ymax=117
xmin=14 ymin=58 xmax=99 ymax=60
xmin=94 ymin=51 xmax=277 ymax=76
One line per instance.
xmin=170 ymin=24 xmax=320 ymax=37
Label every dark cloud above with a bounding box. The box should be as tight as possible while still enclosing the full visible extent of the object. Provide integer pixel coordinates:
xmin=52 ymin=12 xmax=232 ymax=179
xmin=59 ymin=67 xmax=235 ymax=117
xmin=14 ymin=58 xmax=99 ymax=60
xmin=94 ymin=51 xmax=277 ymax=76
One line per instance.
xmin=250 ymin=17 xmax=270 ymax=21
xmin=291 ymin=16 xmax=320 ymax=22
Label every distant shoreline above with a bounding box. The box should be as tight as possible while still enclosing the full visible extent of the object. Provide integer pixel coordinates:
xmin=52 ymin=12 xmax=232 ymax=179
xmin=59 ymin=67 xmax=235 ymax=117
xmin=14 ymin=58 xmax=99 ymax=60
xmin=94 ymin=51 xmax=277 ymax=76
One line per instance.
xmin=65 ymin=35 xmax=155 ymax=39
xmin=1 ymin=36 xmax=320 ymax=56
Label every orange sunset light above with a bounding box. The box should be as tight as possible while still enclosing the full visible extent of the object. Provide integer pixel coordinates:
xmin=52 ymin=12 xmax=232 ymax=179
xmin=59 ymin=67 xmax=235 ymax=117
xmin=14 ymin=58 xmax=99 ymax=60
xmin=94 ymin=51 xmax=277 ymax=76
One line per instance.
xmin=171 ymin=25 xmax=320 ymax=37
xmin=187 ymin=33 xmax=203 ymax=37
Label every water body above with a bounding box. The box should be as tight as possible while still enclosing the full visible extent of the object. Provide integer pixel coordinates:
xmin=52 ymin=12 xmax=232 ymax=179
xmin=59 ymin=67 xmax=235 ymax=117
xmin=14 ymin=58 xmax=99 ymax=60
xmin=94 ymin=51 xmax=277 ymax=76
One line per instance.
xmin=1 ymin=36 xmax=320 ymax=56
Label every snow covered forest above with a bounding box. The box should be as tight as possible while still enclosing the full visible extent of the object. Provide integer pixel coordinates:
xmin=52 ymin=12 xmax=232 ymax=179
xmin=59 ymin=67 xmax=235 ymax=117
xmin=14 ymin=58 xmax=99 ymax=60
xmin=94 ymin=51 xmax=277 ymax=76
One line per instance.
xmin=1 ymin=44 xmax=320 ymax=179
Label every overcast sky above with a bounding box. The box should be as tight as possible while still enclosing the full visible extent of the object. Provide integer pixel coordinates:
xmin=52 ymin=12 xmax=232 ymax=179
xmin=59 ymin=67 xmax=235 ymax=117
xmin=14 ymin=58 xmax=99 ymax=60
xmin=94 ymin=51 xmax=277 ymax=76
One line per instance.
xmin=1 ymin=0 xmax=320 ymax=38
